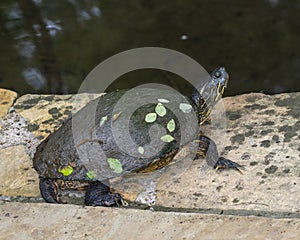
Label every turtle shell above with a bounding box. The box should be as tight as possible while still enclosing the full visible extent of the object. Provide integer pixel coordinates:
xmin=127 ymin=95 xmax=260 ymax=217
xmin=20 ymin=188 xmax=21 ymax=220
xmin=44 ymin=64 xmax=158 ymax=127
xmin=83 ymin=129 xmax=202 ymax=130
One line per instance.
xmin=33 ymin=88 xmax=199 ymax=182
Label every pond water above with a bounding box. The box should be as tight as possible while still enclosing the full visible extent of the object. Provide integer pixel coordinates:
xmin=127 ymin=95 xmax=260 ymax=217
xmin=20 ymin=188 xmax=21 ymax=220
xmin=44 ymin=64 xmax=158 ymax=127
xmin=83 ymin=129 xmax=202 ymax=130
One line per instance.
xmin=0 ymin=0 xmax=300 ymax=96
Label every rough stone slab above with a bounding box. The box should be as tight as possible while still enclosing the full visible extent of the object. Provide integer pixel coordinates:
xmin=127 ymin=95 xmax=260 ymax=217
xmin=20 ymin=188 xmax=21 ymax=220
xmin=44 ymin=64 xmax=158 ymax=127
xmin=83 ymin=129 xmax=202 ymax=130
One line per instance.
xmin=0 ymin=92 xmax=299 ymax=215
xmin=156 ymin=93 xmax=300 ymax=212
xmin=13 ymin=93 xmax=102 ymax=140
xmin=0 ymin=202 xmax=299 ymax=240
xmin=0 ymin=88 xmax=17 ymax=128
xmin=0 ymin=145 xmax=39 ymax=197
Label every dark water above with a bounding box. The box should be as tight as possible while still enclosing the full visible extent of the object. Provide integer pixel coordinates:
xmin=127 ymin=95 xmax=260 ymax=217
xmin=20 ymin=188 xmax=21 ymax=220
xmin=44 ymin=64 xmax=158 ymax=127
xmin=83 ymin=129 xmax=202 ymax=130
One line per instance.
xmin=0 ymin=0 xmax=300 ymax=96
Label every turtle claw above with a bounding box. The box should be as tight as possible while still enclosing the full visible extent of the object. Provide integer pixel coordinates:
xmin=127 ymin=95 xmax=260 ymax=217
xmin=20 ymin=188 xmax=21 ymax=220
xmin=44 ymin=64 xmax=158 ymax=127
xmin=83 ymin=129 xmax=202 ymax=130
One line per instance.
xmin=214 ymin=157 xmax=244 ymax=174
xmin=106 ymin=193 xmax=128 ymax=207
xmin=86 ymin=193 xmax=127 ymax=207
xmin=85 ymin=181 xmax=127 ymax=207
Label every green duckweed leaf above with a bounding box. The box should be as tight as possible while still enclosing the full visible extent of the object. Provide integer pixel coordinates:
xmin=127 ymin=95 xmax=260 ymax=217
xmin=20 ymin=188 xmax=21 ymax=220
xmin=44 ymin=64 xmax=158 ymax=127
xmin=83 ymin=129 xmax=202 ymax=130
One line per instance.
xmin=58 ymin=166 xmax=74 ymax=176
xmin=155 ymin=103 xmax=167 ymax=117
xmin=158 ymin=98 xmax=169 ymax=103
xmin=86 ymin=171 xmax=95 ymax=179
xmin=160 ymin=135 xmax=175 ymax=143
xmin=138 ymin=146 xmax=144 ymax=154
xmin=179 ymin=103 xmax=192 ymax=113
xmin=100 ymin=115 xmax=108 ymax=126
xmin=112 ymin=111 xmax=122 ymax=121
xmin=167 ymin=119 xmax=176 ymax=132
xmin=145 ymin=112 xmax=157 ymax=123
xmin=107 ymin=158 xmax=123 ymax=173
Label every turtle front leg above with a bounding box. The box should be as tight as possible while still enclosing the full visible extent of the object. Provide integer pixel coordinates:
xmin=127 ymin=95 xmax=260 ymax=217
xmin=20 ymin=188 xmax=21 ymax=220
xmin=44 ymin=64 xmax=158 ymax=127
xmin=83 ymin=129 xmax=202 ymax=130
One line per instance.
xmin=196 ymin=134 xmax=244 ymax=174
xmin=39 ymin=177 xmax=60 ymax=203
xmin=85 ymin=181 xmax=127 ymax=207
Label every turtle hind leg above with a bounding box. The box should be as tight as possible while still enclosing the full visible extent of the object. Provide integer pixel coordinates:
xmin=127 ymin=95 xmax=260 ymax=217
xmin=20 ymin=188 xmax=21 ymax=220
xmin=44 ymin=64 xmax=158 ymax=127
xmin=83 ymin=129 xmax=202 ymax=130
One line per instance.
xmin=39 ymin=177 xmax=60 ymax=203
xmin=196 ymin=134 xmax=244 ymax=173
xmin=85 ymin=181 xmax=126 ymax=207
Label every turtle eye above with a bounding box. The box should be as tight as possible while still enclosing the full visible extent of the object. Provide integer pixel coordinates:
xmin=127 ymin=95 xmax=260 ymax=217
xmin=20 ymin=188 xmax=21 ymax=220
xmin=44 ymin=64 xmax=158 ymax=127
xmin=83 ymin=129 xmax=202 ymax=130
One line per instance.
xmin=214 ymin=71 xmax=221 ymax=78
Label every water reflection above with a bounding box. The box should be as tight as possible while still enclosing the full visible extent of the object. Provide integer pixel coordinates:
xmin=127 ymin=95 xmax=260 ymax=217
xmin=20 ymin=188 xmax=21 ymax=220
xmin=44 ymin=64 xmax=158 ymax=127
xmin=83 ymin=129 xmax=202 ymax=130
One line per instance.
xmin=0 ymin=0 xmax=299 ymax=95
xmin=22 ymin=67 xmax=46 ymax=90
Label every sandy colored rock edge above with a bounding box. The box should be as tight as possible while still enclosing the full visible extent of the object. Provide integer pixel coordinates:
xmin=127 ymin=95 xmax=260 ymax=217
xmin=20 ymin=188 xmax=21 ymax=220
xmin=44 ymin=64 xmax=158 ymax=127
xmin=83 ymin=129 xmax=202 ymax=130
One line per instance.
xmin=0 ymin=145 xmax=40 ymax=197
xmin=0 ymin=202 xmax=299 ymax=240
xmin=0 ymin=89 xmax=17 ymax=128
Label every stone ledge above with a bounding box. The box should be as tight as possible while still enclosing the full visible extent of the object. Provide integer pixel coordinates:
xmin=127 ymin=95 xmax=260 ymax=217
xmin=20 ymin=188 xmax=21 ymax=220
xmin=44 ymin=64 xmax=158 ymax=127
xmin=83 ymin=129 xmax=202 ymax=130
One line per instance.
xmin=156 ymin=93 xmax=300 ymax=212
xmin=0 ymin=202 xmax=299 ymax=240
xmin=0 ymin=89 xmax=299 ymax=215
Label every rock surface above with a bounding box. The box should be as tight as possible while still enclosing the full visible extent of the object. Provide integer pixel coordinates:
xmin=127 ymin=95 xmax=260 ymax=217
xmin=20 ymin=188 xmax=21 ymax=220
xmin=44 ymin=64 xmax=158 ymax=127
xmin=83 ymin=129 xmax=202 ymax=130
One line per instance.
xmin=0 ymin=202 xmax=299 ymax=240
xmin=0 ymin=145 xmax=39 ymax=197
xmin=13 ymin=93 xmax=102 ymax=140
xmin=0 ymin=89 xmax=17 ymax=128
xmin=156 ymin=93 xmax=300 ymax=212
xmin=0 ymin=88 xmax=299 ymax=239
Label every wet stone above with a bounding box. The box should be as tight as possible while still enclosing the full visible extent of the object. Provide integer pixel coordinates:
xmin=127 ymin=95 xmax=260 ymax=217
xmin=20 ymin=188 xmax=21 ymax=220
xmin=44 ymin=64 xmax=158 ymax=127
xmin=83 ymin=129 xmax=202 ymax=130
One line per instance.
xmin=0 ymin=91 xmax=299 ymax=217
xmin=27 ymin=123 xmax=39 ymax=132
xmin=244 ymin=104 xmax=267 ymax=110
xmin=245 ymin=130 xmax=255 ymax=137
xmin=286 ymin=105 xmax=300 ymax=119
xmin=230 ymin=134 xmax=245 ymax=144
xmin=283 ymin=132 xmax=297 ymax=142
xmin=282 ymin=168 xmax=290 ymax=174
xmin=262 ymin=159 xmax=270 ymax=165
xmin=260 ymin=140 xmax=271 ymax=148
xmin=261 ymin=109 xmax=275 ymax=115
xmin=272 ymin=135 xmax=280 ymax=142
xmin=260 ymin=129 xmax=273 ymax=135
xmin=48 ymin=107 xmax=59 ymax=115
xmin=279 ymin=125 xmax=293 ymax=132
xmin=241 ymin=152 xmax=251 ymax=160
xmin=63 ymin=109 xmax=72 ymax=117
xmin=261 ymin=121 xmax=275 ymax=126
xmin=245 ymin=95 xmax=257 ymax=103
xmin=274 ymin=95 xmax=297 ymax=107
xmin=265 ymin=165 xmax=278 ymax=174
xmin=227 ymin=111 xmax=242 ymax=120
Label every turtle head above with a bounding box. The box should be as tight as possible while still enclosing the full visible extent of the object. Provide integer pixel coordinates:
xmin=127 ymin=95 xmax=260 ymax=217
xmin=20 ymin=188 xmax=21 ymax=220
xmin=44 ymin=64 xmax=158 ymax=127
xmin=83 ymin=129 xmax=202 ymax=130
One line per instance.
xmin=191 ymin=67 xmax=229 ymax=124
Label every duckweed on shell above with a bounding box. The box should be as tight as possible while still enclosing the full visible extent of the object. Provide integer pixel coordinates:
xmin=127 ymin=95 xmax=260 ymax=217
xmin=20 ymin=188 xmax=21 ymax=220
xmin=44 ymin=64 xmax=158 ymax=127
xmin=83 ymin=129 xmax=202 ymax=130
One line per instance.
xmin=138 ymin=146 xmax=145 ymax=154
xmin=158 ymin=98 xmax=169 ymax=103
xmin=179 ymin=103 xmax=192 ymax=113
xmin=107 ymin=158 xmax=123 ymax=173
xmin=86 ymin=171 xmax=95 ymax=179
xmin=160 ymin=135 xmax=175 ymax=143
xmin=58 ymin=166 xmax=74 ymax=176
xmin=112 ymin=112 xmax=122 ymax=121
xmin=167 ymin=119 xmax=176 ymax=132
xmin=155 ymin=103 xmax=167 ymax=117
xmin=145 ymin=113 xmax=157 ymax=123
xmin=100 ymin=115 xmax=108 ymax=126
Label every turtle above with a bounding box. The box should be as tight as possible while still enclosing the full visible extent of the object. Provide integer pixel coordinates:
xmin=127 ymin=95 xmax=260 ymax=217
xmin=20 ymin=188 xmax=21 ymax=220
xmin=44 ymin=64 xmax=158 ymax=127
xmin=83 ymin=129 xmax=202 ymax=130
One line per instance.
xmin=33 ymin=67 xmax=243 ymax=207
